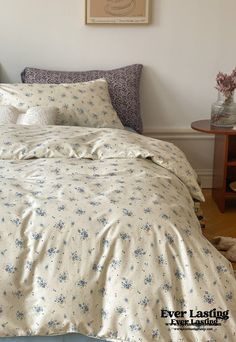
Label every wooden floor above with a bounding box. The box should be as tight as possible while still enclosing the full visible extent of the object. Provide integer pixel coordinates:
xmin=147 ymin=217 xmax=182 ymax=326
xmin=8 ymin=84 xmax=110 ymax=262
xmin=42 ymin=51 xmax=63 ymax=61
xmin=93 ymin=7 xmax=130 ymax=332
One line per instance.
xmin=202 ymin=189 xmax=236 ymax=270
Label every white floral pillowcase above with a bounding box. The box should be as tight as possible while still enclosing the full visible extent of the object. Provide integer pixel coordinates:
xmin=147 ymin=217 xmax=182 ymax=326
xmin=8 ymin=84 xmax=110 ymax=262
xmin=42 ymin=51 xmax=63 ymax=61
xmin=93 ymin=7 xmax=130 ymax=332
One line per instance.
xmin=0 ymin=79 xmax=124 ymax=129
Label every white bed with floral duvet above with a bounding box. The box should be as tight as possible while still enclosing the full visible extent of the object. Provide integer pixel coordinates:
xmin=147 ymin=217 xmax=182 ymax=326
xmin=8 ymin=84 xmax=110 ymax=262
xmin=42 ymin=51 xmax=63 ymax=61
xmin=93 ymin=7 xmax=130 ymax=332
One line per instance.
xmin=0 ymin=124 xmax=235 ymax=342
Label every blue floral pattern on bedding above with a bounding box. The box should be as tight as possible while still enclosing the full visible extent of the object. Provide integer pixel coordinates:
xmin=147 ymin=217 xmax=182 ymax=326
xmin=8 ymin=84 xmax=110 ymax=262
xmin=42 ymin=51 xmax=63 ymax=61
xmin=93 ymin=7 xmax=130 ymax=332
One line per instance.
xmin=0 ymin=125 xmax=235 ymax=342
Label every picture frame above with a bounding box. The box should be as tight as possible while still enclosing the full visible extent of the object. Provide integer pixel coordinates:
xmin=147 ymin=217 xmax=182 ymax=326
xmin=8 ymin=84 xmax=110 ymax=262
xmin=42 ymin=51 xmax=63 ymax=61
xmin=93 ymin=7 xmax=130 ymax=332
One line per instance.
xmin=85 ymin=0 xmax=150 ymax=25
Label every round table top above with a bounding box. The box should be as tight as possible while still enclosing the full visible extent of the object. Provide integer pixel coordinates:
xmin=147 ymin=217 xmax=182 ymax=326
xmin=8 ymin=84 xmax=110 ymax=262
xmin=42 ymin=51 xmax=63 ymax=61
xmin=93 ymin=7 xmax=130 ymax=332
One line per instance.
xmin=191 ymin=119 xmax=236 ymax=135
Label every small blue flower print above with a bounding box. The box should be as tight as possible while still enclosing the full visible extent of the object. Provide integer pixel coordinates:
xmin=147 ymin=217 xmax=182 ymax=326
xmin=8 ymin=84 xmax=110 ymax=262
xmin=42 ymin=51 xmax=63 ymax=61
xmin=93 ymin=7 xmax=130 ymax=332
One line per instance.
xmin=97 ymin=217 xmax=108 ymax=226
xmin=10 ymin=218 xmax=21 ymax=227
xmin=101 ymin=309 xmax=108 ymax=319
xmin=99 ymin=287 xmax=106 ymax=297
xmin=203 ymin=247 xmax=212 ymax=256
xmin=187 ymin=249 xmax=193 ymax=257
xmin=12 ymin=290 xmax=23 ymax=299
xmin=162 ymin=283 xmax=172 ymax=293
xmin=152 ymin=329 xmax=160 ymax=338
xmin=47 ymin=247 xmax=59 ymax=257
xmin=102 ymin=239 xmax=109 ymax=247
xmin=138 ymin=296 xmax=150 ymax=307
xmin=116 ymin=306 xmax=126 ymax=314
xmin=129 ymin=324 xmax=141 ymax=332
xmin=120 ymin=232 xmax=130 ymax=241
xmin=176 ymin=298 xmax=186 ymax=309
xmin=35 ymin=208 xmax=46 ymax=216
xmin=92 ymin=263 xmax=103 ymax=272
xmin=71 ymin=251 xmax=81 ymax=262
xmin=76 ymin=208 xmax=86 ymax=215
xmin=90 ymin=201 xmax=101 ymax=207
xmin=134 ymin=248 xmax=146 ymax=258
xmin=194 ymin=272 xmax=204 ymax=282
xmin=225 ymin=292 xmax=233 ymax=302
xmin=175 ymin=269 xmax=185 ymax=280
xmin=204 ymin=291 xmax=215 ymax=304
xmin=123 ymin=208 xmax=133 ymax=217
xmin=79 ymin=303 xmax=89 ymax=314
xmin=5 ymin=264 xmax=17 ymax=274
xmin=31 ymin=232 xmax=42 ymax=240
xmin=26 ymin=261 xmax=33 ymax=271
xmin=108 ymin=331 xmax=118 ymax=339
xmin=54 ymin=220 xmax=65 ymax=230
xmin=144 ymin=274 xmax=153 ymax=285
xmin=16 ymin=311 xmax=24 ymax=321
xmin=55 ymin=294 xmax=66 ymax=304
xmin=15 ymin=239 xmax=24 ymax=249
xmin=34 ymin=306 xmax=44 ymax=314
xmin=141 ymin=222 xmax=153 ymax=232
xmin=58 ymin=272 xmax=68 ymax=283
xmin=48 ymin=320 xmax=60 ymax=328
xmin=37 ymin=277 xmax=47 ymax=288
xmin=78 ymin=228 xmax=89 ymax=240
xmin=122 ymin=278 xmax=132 ymax=290
xmin=111 ymin=259 xmax=121 ymax=270
xmin=76 ymin=280 xmax=87 ymax=288
xmin=161 ymin=214 xmax=170 ymax=221
xmin=216 ymin=265 xmax=228 ymax=274
xmin=75 ymin=187 xmax=84 ymax=193
xmin=158 ymin=255 xmax=167 ymax=265
xmin=165 ymin=232 xmax=174 ymax=244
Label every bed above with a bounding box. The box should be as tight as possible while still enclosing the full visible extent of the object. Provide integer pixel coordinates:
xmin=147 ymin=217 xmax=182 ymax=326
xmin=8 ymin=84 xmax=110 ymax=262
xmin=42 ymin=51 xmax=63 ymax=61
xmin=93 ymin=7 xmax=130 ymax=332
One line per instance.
xmin=0 ymin=67 xmax=235 ymax=342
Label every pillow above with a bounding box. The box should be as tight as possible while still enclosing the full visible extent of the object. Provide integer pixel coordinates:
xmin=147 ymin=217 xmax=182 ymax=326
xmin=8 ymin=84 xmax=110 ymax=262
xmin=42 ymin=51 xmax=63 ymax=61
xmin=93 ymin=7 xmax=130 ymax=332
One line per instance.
xmin=0 ymin=105 xmax=20 ymax=124
xmin=17 ymin=106 xmax=58 ymax=125
xmin=0 ymin=79 xmax=123 ymax=129
xmin=21 ymin=64 xmax=143 ymax=133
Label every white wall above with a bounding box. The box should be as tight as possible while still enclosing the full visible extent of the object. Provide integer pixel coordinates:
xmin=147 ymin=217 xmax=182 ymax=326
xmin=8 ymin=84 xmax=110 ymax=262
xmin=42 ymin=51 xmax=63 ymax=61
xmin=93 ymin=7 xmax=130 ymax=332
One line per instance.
xmin=1 ymin=0 xmax=235 ymax=186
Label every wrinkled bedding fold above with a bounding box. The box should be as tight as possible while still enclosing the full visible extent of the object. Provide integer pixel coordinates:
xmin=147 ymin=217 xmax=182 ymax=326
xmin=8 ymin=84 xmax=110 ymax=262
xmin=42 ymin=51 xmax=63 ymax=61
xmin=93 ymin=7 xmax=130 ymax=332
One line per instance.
xmin=0 ymin=125 xmax=203 ymax=201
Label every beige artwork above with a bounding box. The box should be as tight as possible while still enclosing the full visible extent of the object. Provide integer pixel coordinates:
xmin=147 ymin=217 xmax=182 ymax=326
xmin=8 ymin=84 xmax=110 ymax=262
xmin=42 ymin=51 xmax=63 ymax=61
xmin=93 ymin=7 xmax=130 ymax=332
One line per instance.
xmin=86 ymin=0 xmax=150 ymax=24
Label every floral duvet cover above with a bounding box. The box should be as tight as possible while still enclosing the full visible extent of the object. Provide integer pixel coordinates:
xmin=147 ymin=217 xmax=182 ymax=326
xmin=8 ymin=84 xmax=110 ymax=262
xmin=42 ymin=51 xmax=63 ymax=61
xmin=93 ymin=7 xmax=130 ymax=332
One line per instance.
xmin=0 ymin=125 xmax=235 ymax=342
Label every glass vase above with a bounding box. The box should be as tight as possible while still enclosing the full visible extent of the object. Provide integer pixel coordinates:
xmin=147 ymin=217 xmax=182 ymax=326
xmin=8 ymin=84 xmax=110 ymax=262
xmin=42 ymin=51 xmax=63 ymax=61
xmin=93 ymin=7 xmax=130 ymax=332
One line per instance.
xmin=211 ymin=91 xmax=236 ymax=127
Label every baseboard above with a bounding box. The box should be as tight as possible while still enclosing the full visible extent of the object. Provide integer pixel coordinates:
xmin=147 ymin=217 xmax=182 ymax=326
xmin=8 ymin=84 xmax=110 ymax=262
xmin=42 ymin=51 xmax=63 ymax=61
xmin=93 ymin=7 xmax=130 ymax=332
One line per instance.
xmin=144 ymin=127 xmax=214 ymax=140
xmin=195 ymin=169 xmax=213 ymax=189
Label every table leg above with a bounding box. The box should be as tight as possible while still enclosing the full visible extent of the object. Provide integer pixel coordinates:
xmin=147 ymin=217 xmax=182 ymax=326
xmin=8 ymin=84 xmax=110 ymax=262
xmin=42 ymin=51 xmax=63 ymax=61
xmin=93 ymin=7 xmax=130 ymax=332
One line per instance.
xmin=212 ymin=135 xmax=228 ymax=213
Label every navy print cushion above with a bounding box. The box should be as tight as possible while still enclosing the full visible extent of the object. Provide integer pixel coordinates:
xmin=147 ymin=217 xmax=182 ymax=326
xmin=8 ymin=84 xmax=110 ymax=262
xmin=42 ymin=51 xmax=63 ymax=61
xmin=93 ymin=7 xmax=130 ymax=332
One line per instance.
xmin=21 ymin=64 xmax=143 ymax=133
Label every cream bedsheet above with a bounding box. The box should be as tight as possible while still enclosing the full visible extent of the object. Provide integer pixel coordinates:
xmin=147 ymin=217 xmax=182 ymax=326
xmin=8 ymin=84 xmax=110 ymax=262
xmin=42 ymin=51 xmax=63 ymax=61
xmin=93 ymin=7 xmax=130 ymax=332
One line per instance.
xmin=0 ymin=125 xmax=235 ymax=342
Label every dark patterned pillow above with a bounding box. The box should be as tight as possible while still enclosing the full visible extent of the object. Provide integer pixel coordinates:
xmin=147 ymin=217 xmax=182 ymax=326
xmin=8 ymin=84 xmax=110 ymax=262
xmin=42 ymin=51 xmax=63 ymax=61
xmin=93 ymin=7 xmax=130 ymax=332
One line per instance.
xmin=21 ymin=64 xmax=143 ymax=133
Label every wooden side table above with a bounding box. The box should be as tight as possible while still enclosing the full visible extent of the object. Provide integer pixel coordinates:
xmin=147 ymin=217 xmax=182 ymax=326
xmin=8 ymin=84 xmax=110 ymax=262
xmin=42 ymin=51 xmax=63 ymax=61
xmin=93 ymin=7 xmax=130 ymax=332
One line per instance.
xmin=191 ymin=120 xmax=236 ymax=212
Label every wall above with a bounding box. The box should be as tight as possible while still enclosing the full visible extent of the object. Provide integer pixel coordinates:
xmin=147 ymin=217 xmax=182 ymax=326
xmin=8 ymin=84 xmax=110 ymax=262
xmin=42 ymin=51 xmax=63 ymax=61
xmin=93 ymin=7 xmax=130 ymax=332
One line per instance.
xmin=1 ymin=0 xmax=236 ymax=186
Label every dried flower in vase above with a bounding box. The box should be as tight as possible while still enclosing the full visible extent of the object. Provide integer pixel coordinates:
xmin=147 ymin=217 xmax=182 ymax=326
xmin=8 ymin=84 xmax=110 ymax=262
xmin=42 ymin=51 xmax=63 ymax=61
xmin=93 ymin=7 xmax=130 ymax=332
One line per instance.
xmin=211 ymin=67 xmax=236 ymax=127
xmin=215 ymin=67 xmax=236 ymax=100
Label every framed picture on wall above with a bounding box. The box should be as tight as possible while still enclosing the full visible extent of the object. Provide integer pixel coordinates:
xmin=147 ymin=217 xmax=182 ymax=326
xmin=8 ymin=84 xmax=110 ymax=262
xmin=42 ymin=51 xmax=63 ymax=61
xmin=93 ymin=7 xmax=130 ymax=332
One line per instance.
xmin=85 ymin=0 xmax=150 ymax=24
